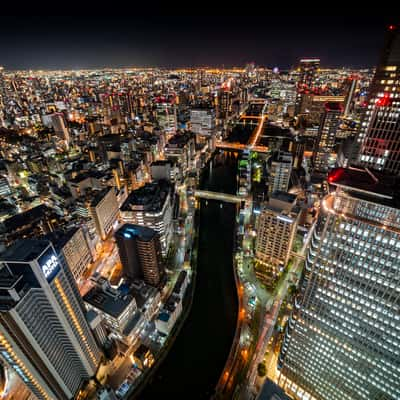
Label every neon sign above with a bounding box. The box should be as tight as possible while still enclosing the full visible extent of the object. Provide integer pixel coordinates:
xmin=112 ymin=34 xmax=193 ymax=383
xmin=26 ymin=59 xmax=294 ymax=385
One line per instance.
xmin=40 ymin=254 xmax=60 ymax=281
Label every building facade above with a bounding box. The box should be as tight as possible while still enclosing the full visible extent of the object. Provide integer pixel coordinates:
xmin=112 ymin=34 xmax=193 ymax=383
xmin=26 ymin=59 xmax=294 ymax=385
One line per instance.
xmin=0 ymin=240 xmax=101 ymax=400
xmin=190 ymin=108 xmax=216 ymax=136
xmin=357 ymin=25 xmax=400 ymax=175
xmin=255 ymin=192 xmax=299 ymax=285
xmin=115 ymin=224 xmax=164 ymax=287
xmin=89 ymin=187 xmax=119 ymax=241
xmin=278 ymin=168 xmax=400 ymax=400
xmin=269 ymin=151 xmax=293 ymax=195
xmin=312 ymin=102 xmax=343 ymax=173
xmin=120 ymin=181 xmax=173 ymax=255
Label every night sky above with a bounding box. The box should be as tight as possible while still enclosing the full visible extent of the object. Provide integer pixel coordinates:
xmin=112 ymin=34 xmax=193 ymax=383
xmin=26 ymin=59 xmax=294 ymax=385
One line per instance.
xmin=0 ymin=16 xmax=395 ymax=70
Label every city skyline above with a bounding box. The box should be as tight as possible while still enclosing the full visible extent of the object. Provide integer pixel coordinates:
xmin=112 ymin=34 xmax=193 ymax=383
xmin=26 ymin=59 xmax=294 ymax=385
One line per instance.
xmin=0 ymin=18 xmax=400 ymax=400
xmin=0 ymin=16 xmax=395 ymax=70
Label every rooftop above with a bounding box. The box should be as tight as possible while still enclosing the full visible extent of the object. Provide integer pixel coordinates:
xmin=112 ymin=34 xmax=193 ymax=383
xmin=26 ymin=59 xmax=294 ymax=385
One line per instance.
xmin=83 ymin=285 xmax=135 ymax=318
xmin=120 ymin=180 xmax=171 ymax=212
xmin=325 ymin=101 xmax=344 ymax=112
xmin=0 ymin=239 xmax=51 ymax=263
xmin=90 ymin=187 xmax=114 ymax=207
xmin=327 ymin=167 xmax=400 ymax=208
xmin=0 ymin=204 xmax=55 ymax=233
xmin=115 ymin=224 xmax=158 ymax=241
xmin=271 ymin=191 xmax=297 ymax=204
xmin=41 ymin=227 xmax=80 ymax=252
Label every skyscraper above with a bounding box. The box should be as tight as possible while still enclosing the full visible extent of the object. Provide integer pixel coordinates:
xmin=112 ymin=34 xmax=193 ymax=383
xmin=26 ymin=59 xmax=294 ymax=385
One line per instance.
xmin=0 ymin=240 xmax=101 ymax=400
xmin=115 ymin=224 xmax=164 ymax=287
xmin=357 ymin=25 xmax=400 ymax=174
xmin=120 ymin=180 xmax=173 ymax=255
xmin=269 ymin=151 xmax=293 ymax=195
xmin=295 ymin=58 xmax=320 ymax=115
xmin=278 ymin=167 xmax=400 ymax=400
xmin=89 ymin=187 xmax=120 ymax=241
xmin=255 ymin=192 xmax=299 ymax=286
xmin=312 ymin=102 xmax=343 ymax=174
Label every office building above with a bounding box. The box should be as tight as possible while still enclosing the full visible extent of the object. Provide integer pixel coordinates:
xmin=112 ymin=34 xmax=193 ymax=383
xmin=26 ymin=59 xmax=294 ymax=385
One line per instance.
xmin=190 ymin=108 xmax=216 ymax=136
xmin=164 ymin=132 xmax=195 ymax=173
xmin=150 ymin=160 xmax=176 ymax=182
xmin=278 ymin=167 xmax=400 ymax=400
xmin=51 ymin=113 xmax=70 ymax=145
xmin=83 ymin=277 xmax=137 ymax=337
xmin=45 ymin=227 xmax=93 ymax=281
xmin=115 ymin=224 xmax=164 ymax=287
xmin=255 ymin=192 xmax=299 ymax=286
xmin=155 ymin=293 xmax=182 ymax=335
xmin=295 ymin=58 xmax=320 ymax=115
xmin=269 ymin=151 xmax=293 ymax=194
xmin=0 ymin=240 xmax=101 ymax=400
xmin=298 ymin=94 xmax=345 ymax=125
xmin=0 ymin=175 xmax=11 ymax=197
xmin=120 ymin=180 xmax=173 ymax=255
xmin=357 ymin=25 xmax=400 ymax=174
xmin=312 ymin=102 xmax=343 ymax=174
xmin=89 ymin=187 xmax=119 ymax=241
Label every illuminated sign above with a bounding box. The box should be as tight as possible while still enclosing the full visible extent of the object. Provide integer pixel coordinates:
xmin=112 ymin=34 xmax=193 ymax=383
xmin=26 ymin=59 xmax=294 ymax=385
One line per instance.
xmin=38 ymin=250 xmax=60 ymax=282
xmin=41 ymin=255 xmax=58 ymax=278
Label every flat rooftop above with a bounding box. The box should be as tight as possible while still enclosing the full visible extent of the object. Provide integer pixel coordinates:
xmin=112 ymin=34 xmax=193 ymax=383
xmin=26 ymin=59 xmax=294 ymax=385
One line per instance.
xmin=84 ymin=286 xmax=135 ymax=318
xmin=42 ymin=227 xmax=80 ymax=252
xmin=327 ymin=167 xmax=400 ymax=208
xmin=90 ymin=187 xmax=113 ymax=207
xmin=115 ymin=224 xmax=157 ymax=241
xmin=120 ymin=180 xmax=171 ymax=212
xmin=0 ymin=239 xmax=51 ymax=263
xmin=271 ymin=191 xmax=297 ymax=204
xmin=1 ymin=204 xmax=55 ymax=233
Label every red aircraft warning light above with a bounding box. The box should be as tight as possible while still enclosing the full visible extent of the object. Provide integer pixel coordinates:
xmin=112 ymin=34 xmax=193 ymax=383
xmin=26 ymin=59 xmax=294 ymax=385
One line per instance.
xmin=327 ymin=168 xmax=345 ymax=184
xmin=376 ymin=93 xmax=392 ymax=107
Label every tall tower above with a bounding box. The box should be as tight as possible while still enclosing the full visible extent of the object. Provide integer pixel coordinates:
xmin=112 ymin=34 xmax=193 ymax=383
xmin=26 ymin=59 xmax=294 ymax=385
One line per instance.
xmin=0 ymin=240 xmax=101 ymax=400
xmin=278 ymin=167 xmax=400 ymax=400
xmin=312 ymin=102 xmax=343 ymax=174
xmin=255 ymin=192 xmax=299 ymax=286
xmin=295 ymin=58 xmax=320 ymax=115
xmin=115 ymin=224 xmax=164 ymax=287
xmin=357 ymin=24 xmax=400 ymax=174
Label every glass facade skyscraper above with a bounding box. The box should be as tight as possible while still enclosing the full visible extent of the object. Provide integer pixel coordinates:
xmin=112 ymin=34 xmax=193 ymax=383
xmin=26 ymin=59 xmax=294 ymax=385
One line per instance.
xmin=278 ymin=168 xmax=400 ymax=400
xmin=357 ymin=25 xmax=400 ymax=175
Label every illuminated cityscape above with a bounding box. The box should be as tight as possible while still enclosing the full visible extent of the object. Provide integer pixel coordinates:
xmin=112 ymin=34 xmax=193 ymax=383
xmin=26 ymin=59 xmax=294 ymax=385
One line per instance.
xmin=0 ymin=15 xmax=399 ymax=400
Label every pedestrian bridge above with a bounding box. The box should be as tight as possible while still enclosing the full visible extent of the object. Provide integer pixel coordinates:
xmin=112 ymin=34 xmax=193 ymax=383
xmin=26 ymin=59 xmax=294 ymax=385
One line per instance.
xmin=194 ymin=190 xmax=244 ymax=204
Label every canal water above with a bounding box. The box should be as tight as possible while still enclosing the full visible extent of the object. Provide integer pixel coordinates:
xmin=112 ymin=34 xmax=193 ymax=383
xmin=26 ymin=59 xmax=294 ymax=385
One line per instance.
xmin=139 ymin=151 xmax=239 ymax=399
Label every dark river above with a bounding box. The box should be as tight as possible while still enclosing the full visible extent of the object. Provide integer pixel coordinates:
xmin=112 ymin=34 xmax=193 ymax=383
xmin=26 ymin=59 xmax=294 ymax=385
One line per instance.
xmin=139 ymin=151 xmax=239 ymax=399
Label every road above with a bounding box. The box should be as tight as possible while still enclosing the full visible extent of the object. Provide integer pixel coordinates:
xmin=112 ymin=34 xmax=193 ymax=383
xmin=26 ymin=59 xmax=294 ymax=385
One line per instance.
xmin=240 ymin=219 xmax=317 ymax=399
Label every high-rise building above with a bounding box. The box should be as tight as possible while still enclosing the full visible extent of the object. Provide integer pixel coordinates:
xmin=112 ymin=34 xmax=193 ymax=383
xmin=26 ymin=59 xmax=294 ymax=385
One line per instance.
xmin=120 ymin=180 xmax=173 ymax=255
xmin=295 ymin=58 xmax=320 ymax=115
xmin=0 ymin=240 xmax=101 ymax=400
xmin=45 ymin=227 xmax=93 ymax=281
xmin=51 ymin=113 xmax=70 ymax=145
xmin=278 ymin=167 xmax=400 ymax=400
xmin=255 ymin=192 xmax=299 ymax=286
xmin=115 ymin=224 xmax=164 ymax=287
xmin=343 ymin=77 xmax=358 ymax=117
xmin=269 ymin=151 xmax=293 ymax=194
xmin=89 ymin=187 xmax=119 ymax=241
xmin=312 ymin=102 xmax=343 ymax=174
xmin=190 ymin=108 xmax=216 ymax=136
xmin=357 ymin=25 xmax=400 ymax=174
